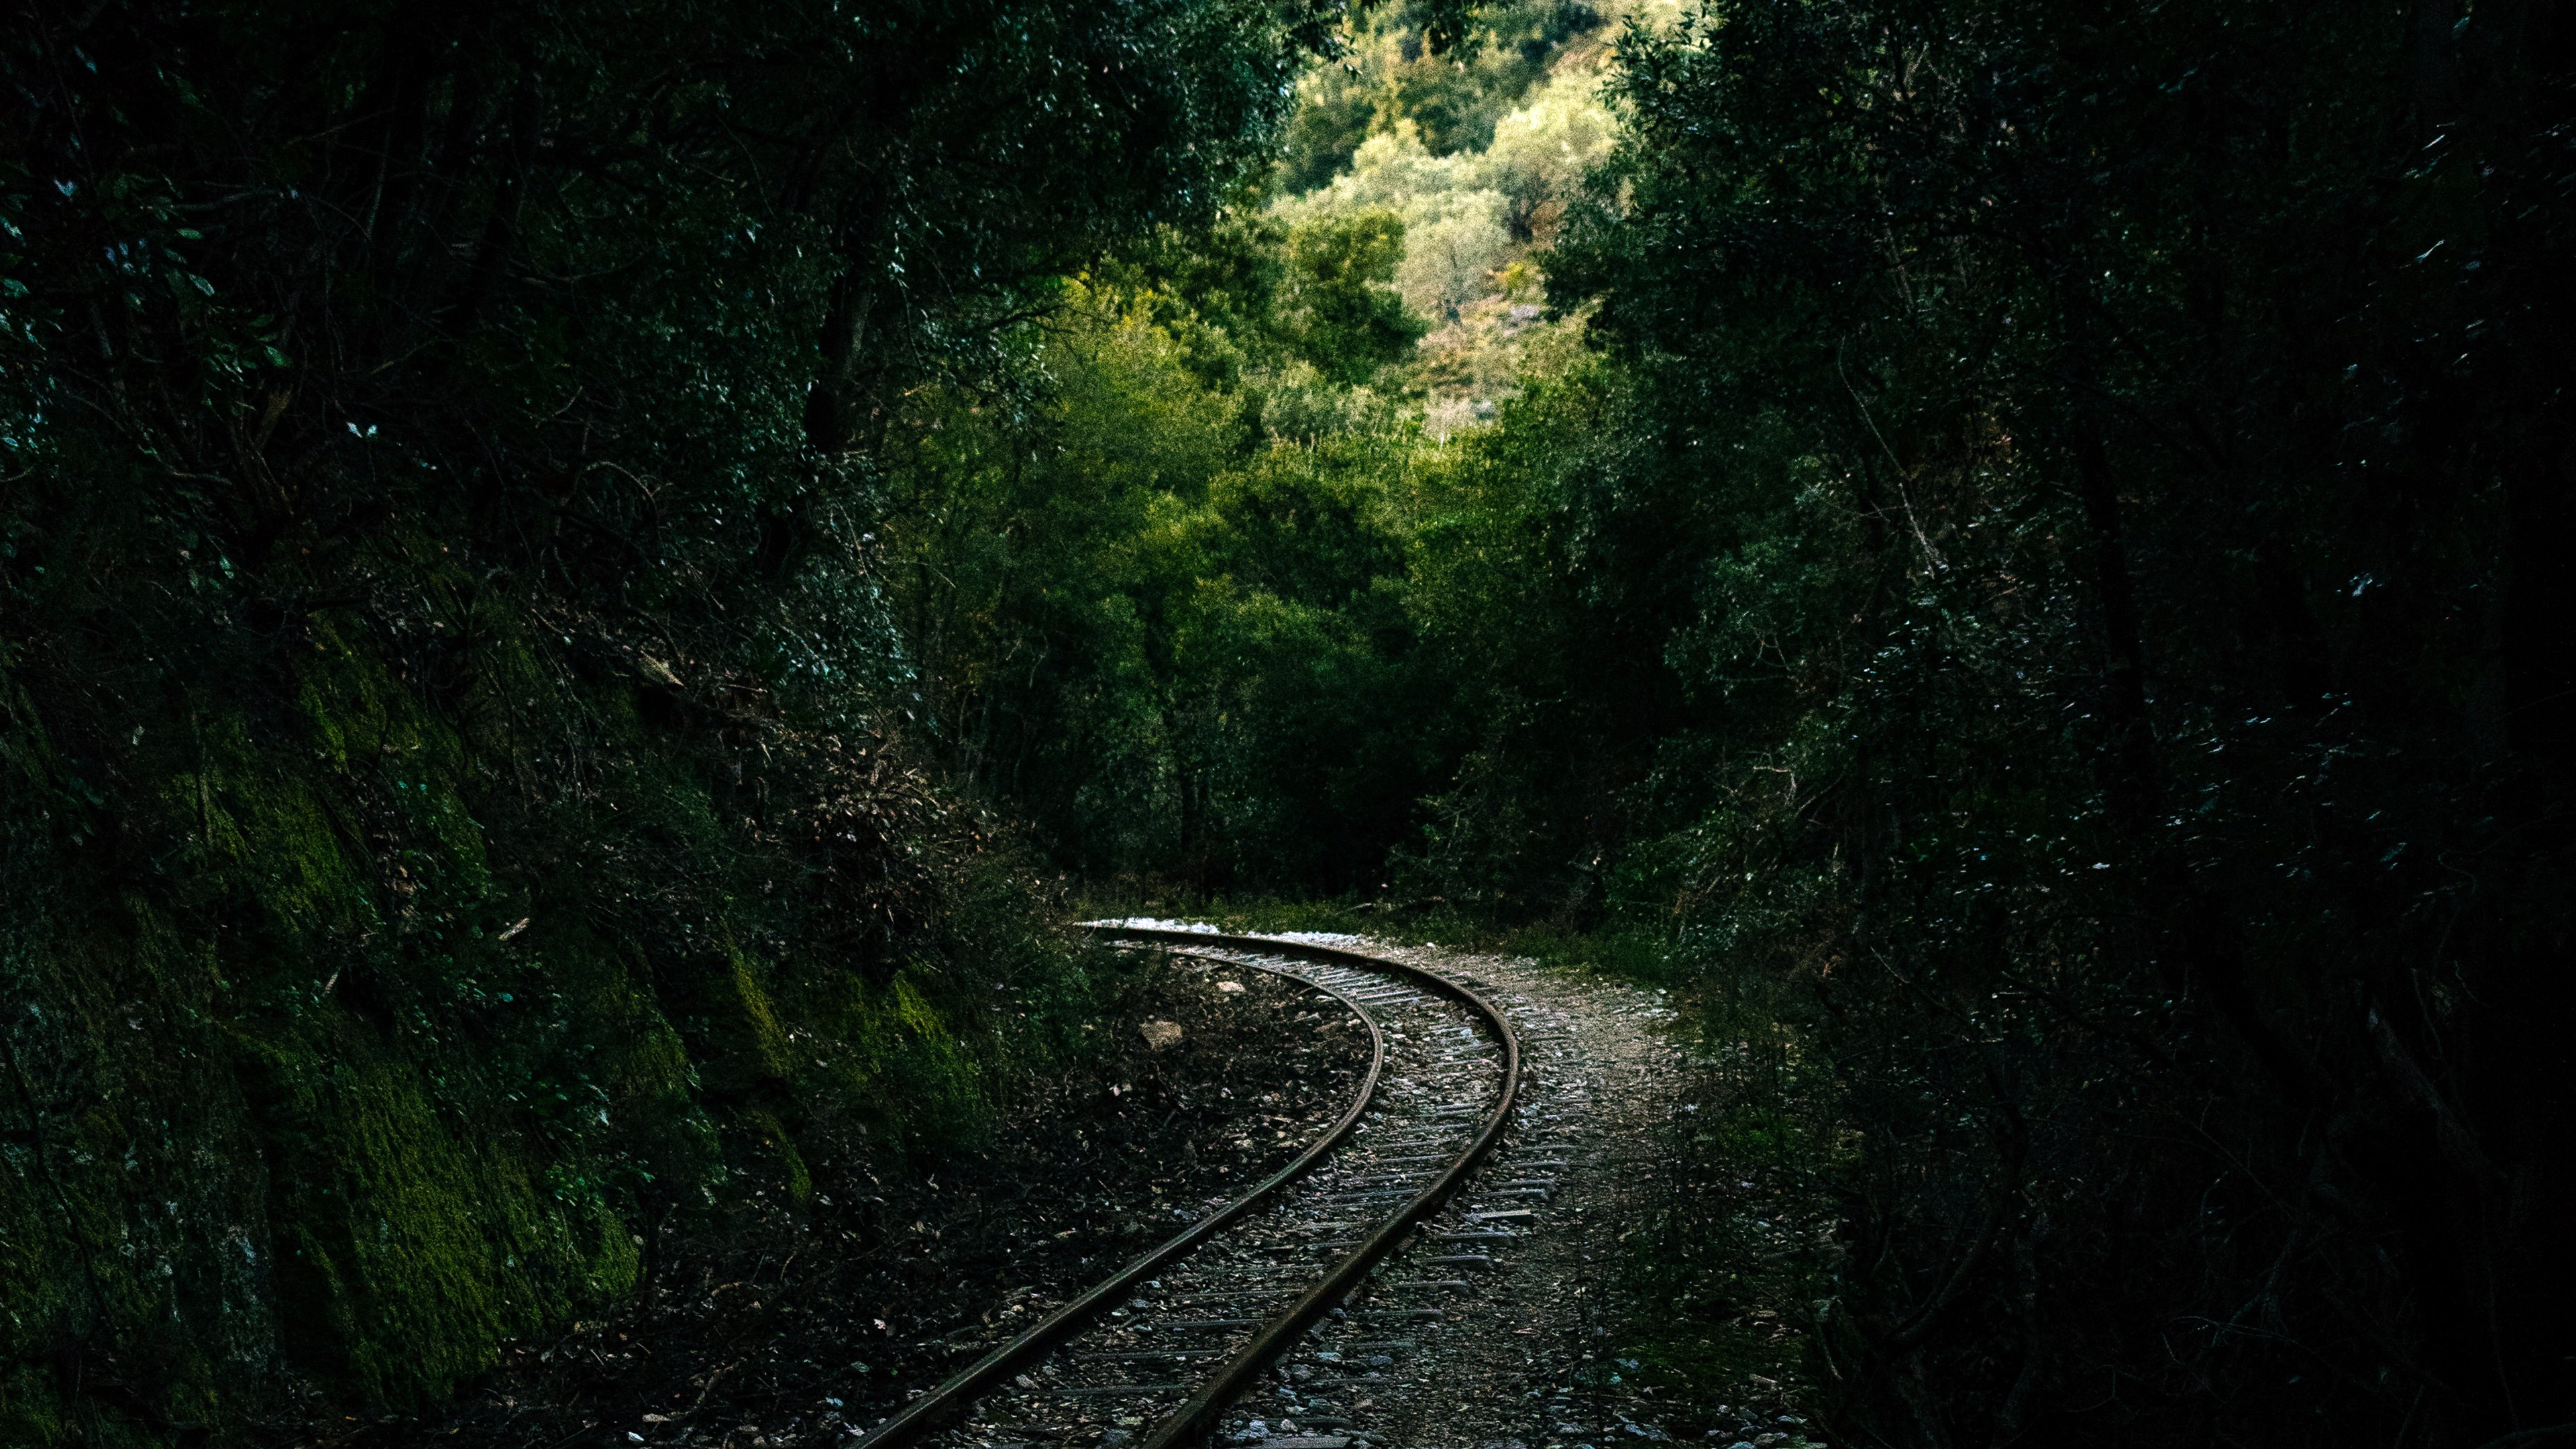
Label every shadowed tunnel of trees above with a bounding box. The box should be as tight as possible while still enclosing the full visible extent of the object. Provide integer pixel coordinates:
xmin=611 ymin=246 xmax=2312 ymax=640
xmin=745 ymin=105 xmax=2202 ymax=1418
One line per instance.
xmin=4 ymin=0 xmax=2574 ymax=1444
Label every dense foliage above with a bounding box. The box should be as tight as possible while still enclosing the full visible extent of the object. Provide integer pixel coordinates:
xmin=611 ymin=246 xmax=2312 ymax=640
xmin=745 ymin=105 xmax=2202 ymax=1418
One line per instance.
xmin=9 ymin=0 xmax=2573 ymax=1445
xmin=879 ymin=7 xmax=1613 ymax=894
xmin=0 ymin=0 xmax=1340 ymax=1438
xmin=1525 ymin=5 xmax=2576 ymax=1443
xmin=890 ymin=3 xmax=2576 ymax=1446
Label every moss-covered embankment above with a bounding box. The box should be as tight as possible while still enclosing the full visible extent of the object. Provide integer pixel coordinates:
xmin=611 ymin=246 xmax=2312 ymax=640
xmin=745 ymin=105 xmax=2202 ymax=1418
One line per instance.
xmin=0 ymin=582 xmax=1097 ymax=1446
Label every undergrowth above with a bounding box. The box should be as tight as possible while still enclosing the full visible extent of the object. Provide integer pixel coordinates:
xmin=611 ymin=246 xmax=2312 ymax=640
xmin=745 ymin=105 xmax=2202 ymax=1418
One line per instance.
xmin=0 ymin=558 xmax=1128 ymax=1446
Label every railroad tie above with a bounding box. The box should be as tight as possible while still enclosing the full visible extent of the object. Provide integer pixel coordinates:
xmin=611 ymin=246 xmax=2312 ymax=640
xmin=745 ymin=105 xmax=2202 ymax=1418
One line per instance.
xmin=1009 ymin=1383 xmax=1191 ymax=1397
xmin=1164 ymin=1297 xmax=1294 ymax=1308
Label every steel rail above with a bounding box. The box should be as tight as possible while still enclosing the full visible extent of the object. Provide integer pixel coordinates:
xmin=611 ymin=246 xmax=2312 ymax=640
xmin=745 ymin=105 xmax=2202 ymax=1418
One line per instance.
xmin=1095 ymin=930 xmax=1523 ymax=1449
xmin=853 ymin=940 xmax=1389 ymax=1448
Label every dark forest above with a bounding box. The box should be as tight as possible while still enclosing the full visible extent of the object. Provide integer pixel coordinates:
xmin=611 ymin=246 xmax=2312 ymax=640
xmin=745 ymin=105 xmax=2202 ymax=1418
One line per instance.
xmin=5 ymin=1 xmax=2573 ymax=1446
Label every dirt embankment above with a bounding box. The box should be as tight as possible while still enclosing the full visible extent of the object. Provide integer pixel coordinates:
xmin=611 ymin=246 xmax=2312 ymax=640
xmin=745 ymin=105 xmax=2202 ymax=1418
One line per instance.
xmin=319 ymin=951 xmax=1363 ymax=1449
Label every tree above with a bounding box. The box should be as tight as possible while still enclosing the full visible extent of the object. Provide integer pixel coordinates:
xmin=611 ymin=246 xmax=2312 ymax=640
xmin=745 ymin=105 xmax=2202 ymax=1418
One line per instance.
xmin=1281 ymin=209 xmax=1429 ymax=383
xmin=0 ymin=0 xmax=1342 ymax=1432
xmin=1532 ymin=0 xmax=2576 ymax=1441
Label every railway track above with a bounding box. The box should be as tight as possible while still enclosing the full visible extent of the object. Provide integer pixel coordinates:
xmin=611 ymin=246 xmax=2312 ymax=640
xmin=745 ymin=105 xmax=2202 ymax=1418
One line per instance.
xmin=855 ymin=927 xmax=1557 ymax=1449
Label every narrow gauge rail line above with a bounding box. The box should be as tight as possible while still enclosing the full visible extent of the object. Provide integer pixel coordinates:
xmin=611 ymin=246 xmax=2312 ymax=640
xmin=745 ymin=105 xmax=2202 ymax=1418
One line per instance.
xmin=855 ymin=928 xmax=1523 ymax=1449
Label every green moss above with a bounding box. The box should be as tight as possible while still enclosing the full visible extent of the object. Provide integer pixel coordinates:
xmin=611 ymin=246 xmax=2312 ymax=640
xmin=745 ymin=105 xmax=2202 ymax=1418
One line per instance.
xmin=0 ymin=1364 xmax=67 ymax=1446
xmin=166 ymin=713 xmax=380 ymax=943
xmin=233 ymin=1023 xmax=558 ymax=1399
xmin=728 ymin=946 xmax=796 ymax=1086
xmin=727 ymin=1106 xmax=814 ymax=1203
xmin=0 ymin=530 xmax=1097 ymax=1444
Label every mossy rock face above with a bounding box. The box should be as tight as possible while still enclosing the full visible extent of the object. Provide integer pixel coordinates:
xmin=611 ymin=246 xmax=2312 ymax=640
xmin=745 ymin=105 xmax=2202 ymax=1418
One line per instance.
xmin=0 ymin=592 xmax=1071 ymax=1443
xmin=234 ymin=1019 xmax=637 ymax=1403
xmin=678 ymin=940 xmax=800 ymax=1102
xmin=0 ymin=897 xmax=276 ymax=1442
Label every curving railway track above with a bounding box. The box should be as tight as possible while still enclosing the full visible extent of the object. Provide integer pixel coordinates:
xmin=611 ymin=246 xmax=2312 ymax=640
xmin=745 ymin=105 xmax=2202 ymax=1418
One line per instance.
xmin=855 ymin=927 xmax=1569 ymax=1449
